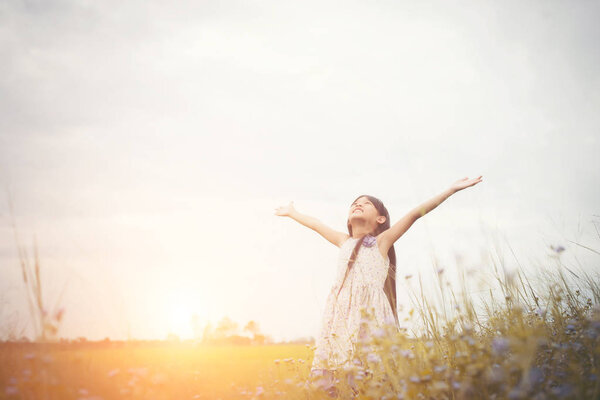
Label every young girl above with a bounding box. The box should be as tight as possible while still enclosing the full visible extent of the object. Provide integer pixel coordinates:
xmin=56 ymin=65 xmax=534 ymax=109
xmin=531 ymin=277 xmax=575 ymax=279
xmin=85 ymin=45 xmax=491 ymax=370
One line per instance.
xmin=274 ymin=176 xmax=483 ymax=394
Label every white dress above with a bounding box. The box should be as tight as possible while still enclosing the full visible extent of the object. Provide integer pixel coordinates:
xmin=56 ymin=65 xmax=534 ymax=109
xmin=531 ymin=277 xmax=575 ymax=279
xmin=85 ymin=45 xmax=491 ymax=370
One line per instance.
xmin=310 ymin=236 xmax=399 ymax=374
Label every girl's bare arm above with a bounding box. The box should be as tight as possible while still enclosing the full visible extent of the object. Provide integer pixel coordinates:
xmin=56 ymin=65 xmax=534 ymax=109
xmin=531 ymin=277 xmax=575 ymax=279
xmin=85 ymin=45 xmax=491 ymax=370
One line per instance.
xmin=275 ymin=202 xmax=349 ymax=247
xmin=378 ymin=176 xmax=483 ymax=252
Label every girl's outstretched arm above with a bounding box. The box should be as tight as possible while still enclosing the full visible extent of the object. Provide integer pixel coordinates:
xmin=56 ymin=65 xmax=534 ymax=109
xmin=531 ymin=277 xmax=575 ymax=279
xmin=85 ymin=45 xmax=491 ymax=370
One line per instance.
xmin=275 ymin=201 xmax=349 ymax=248
xmin=378 ymin=176 xmax=483 ymax=251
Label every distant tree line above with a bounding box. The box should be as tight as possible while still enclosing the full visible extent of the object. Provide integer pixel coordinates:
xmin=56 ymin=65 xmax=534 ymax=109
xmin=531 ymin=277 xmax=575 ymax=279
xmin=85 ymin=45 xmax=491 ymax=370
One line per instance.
xmin=195 ymin=317 xmax=272 ymax=345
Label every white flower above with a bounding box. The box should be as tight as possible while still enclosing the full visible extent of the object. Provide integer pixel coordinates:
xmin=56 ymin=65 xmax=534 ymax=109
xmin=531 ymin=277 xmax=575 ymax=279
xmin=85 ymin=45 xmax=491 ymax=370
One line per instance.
xmin=107 ymin=368 xmax=120 ymax=378
xmin=367 ymin=353 xmax=381 ymax=364
xmin=373 ymin=328 xmax=386 ymax=338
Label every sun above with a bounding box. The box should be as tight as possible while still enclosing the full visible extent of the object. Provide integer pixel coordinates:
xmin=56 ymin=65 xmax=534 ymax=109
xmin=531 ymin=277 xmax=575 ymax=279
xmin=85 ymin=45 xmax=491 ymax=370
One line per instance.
xmin=166 ymin=291 xmax=202 ymax=340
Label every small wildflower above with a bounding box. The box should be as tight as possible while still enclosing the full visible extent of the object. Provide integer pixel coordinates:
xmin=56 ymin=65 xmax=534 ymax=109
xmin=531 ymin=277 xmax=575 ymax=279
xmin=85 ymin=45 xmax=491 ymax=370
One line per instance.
xmin=586 ymin=328 xmax=598 ymax=339
xmin=54 ymin=307 xmax=65 ymax=322
xmin=354 ymin=370 xmax=366 ymax=381
xmin=367 ymin=353 xmax=381 ymax=363
xmin=41 ymin=354 xmax=54 ymax=364
xmin=373 ymin=327 xmax=386 ymax=338
xmin=5 ymin=386 xmax=18 ymax=396
xmin=528 ymin=367 xmax=544 ymax=385
xmin=465 ymin=336 xmax=475 ymax=346
xmin=492 ymin=337 xmax=510 ymax=356
xmin=107 ymin=368 xmax=120 ymax=378
xmin=488 ymin=363 xmax=504 ymax=383
xmin=535 ymin=308 xmax=547 ymax=318
xmin=400 ymin=349 xmax=414 ymax=359
xmin=23 ymin=353 xmax=35 ymax=360
xmin=409 ymin=376 xmax=420 ymax=383
xmin=151 ymin=373 xmax=167 ymax=385
xmin=255 ymin=386 xmax=264 ymax=396
xmin=551 ymin=384 xmax=573 ymax=397
xmin=508 ymin=388 xmax=524 ymax=400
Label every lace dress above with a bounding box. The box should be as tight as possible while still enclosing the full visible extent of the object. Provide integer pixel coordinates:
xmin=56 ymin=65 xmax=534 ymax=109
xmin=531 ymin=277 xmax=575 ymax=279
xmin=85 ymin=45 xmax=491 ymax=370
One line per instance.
xmin=310 ymin=236 xmax=399 ymax=375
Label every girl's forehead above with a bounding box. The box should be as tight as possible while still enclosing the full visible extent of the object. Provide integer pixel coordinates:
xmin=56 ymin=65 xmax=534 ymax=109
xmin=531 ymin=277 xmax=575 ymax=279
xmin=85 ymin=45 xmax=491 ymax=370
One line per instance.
xmin=352 ymin=197 xmax=371 ymax=205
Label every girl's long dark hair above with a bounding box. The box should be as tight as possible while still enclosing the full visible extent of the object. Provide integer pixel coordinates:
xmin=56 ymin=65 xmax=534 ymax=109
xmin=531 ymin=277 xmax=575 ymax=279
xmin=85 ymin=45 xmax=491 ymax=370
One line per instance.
xmin=341 ymin=195 xmax=399 ymax=326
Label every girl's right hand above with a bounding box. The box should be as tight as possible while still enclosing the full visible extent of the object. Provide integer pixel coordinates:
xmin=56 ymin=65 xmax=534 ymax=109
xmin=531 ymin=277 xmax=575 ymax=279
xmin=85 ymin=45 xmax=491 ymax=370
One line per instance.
xmin=274 ymin=201 xmax=296 ymax=217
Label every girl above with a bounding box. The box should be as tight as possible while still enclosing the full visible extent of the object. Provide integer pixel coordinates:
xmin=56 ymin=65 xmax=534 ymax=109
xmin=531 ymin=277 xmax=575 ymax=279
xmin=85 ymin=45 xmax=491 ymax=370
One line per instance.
xmin=274 ymin=175 xmax=483 ymax=394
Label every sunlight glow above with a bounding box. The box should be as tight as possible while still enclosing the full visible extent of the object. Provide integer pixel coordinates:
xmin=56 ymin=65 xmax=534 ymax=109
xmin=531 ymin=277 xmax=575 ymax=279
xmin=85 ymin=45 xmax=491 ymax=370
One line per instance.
xmin=166 ymin=291 xmax=202 ymax=340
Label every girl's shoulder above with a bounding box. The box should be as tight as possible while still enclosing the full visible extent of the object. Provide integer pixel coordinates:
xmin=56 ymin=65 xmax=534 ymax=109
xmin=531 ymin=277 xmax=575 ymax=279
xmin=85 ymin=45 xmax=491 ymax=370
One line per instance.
xmin=338 ymin=234 xmax=352 ymax=248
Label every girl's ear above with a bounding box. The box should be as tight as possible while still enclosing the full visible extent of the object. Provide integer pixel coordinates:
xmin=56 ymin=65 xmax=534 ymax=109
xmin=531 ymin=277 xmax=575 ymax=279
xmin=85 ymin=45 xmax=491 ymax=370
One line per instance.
xmin=376 ymin=216 xmax=387 ymax=224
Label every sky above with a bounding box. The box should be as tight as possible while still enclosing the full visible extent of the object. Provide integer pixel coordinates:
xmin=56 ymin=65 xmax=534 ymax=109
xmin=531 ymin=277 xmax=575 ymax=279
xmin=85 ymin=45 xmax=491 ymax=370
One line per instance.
xmin=1 ymin=0 xmax=598 ymax=342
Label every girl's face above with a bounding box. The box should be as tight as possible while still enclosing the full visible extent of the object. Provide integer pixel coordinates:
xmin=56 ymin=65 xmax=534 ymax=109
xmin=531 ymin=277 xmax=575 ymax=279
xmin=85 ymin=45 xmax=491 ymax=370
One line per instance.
xmin=349 ymin=197 xmax=378 ymax=222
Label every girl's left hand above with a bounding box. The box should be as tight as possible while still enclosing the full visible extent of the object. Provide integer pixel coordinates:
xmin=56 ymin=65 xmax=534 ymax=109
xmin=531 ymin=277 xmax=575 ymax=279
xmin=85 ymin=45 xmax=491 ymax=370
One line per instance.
xmin=450 ymin=175 xmax=483 ymax=192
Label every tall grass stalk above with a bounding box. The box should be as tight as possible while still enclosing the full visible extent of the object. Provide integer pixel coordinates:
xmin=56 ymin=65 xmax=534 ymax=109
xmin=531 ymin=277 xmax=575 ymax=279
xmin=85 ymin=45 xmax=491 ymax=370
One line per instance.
xmin=7 ymin=194 xmax=65 ymax=342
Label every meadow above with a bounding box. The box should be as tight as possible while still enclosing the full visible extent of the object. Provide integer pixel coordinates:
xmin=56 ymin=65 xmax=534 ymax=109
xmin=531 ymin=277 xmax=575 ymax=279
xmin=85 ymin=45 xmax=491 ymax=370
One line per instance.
xmin=3 ymin=221 xmax=600 ymax=399
xmin=0 ymin=341 xmax=310 ymax=400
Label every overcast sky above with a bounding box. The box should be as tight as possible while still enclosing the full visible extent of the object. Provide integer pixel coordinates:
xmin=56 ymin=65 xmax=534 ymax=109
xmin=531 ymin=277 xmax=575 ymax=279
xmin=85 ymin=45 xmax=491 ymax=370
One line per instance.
xmin=1 ymin=0 xmax=598 ymax=341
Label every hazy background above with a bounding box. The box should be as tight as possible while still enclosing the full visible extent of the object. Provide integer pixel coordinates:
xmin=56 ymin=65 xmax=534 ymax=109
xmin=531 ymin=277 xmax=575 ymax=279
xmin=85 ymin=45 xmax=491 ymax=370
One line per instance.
xmin=1 ymin=0 xmax=598 ymax=341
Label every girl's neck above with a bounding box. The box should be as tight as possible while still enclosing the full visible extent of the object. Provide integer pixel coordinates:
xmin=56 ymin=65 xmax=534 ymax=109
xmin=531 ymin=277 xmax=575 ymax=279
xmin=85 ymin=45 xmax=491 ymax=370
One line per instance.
xmin=351 ymin=229 xmax=372 ymax=239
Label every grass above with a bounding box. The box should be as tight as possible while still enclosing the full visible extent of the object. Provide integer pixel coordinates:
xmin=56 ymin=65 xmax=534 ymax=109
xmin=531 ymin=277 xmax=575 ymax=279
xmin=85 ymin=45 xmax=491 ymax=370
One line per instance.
xmin=251 ymin=236 xmax=600 ymax=399
xmin=0 ymin=342 xmax=310 ymax=399
xmin=3 ymin=203 xmax=600 ymax=399
xmin=3 ymin=246 xmax=598 ymax=400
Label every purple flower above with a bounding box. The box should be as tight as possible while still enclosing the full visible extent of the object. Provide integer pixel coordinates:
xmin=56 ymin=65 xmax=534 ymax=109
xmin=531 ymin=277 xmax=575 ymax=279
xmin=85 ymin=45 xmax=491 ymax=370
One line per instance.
xmin=362 ymin=235 xmax=376 ymax=247
xmin=491 ymin=337 xmax=509 ymax=356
